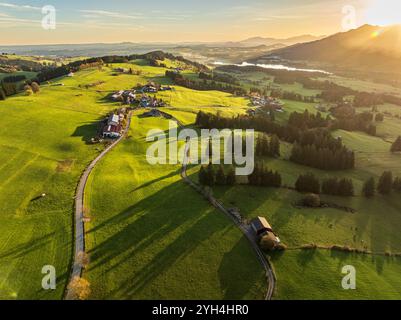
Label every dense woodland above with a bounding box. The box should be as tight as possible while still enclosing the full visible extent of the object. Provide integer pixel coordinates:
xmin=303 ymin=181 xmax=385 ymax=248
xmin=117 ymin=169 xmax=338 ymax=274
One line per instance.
xmin=195 ymin=111 xmax=355 ymax=170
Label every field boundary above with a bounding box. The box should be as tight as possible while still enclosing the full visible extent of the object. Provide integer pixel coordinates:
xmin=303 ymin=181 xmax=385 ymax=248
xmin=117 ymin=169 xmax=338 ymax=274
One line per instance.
xmin=64 ymin=111 xmax=132 ymax=300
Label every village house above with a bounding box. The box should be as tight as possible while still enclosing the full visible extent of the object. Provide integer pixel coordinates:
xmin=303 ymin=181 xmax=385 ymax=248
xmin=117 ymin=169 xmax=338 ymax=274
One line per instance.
xmin=102 ymin=113 xmax=123 ymax=139
xmin=251 ymin=96 xmax=284 ymax=111
xmin=250 ymin=216 xmax=281 ymax=249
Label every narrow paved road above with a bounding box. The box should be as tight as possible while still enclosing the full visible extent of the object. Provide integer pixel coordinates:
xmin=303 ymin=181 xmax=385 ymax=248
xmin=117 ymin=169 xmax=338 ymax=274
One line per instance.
xmin=65 ymin=112 xmax=132 ymax=300
xmin=180 ymin=140 xmax=276 ymax=300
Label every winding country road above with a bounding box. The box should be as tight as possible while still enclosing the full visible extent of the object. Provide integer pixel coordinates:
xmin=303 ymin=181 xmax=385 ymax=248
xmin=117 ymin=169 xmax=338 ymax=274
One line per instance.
xmin=65 ymin=112 xmax=132 ymax=300
xmin=180 ymin=140 xmax=276 ymax=300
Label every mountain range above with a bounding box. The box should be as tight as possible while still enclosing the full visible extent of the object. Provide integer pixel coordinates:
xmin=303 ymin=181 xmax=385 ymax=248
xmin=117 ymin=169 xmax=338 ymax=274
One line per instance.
xmin=254 ymin=24 xmax=401 ymax=74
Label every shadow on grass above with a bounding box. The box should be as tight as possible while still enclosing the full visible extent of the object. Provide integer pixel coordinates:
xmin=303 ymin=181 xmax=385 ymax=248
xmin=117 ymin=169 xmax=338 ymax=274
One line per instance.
xmin=86 ymin=176 xmax=264 ymax=299
xmin=71 ymin=118 xmax=104 ymax=144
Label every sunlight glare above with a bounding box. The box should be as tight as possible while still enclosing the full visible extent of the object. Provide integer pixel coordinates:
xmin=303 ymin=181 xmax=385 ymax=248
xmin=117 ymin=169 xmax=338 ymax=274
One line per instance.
xmin=365 ymin=0 xmax=401 ymax=26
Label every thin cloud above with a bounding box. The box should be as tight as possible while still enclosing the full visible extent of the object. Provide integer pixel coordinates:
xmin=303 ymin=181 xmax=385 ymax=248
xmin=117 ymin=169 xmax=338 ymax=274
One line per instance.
xmin=79 ymin=9 xmax=143 ymax=20
xmin=0 ymin=2 xmax=41 ymax=11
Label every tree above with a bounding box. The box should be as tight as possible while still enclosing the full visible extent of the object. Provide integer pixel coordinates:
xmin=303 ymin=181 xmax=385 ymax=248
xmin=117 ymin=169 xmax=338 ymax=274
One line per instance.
xmin=206 ymin=163 xmax=215 ymax=187
xmin=295 ymin=173 xmax=320 ymax=194
xmin=393 ymin=177 xmax=401 ymax=192
xmin=269 ymin=134 xmax=280 ymax=157
xmin=226 ymin=166 xmax=236 ymax=186
xmin=31 ymin=81 xmax=40 ymax=93
xmin=302 ymin=194 xmax=321 ymax=207
xmin=77 ymin=251 xmax=90 ymax=269
xmin=198 ymin=166 xmax=208 ymax=185
xmin=67 ymin=276 xmax=91 ymax=300
xmin=322 ymin=178 xmax=339 ymax=195
xmin=0 ymin=88 xmax=5 ymax=100
xmin=215 ymin=165 xmax=226 ymax=185
xmin=378 ymin=171 xmax=393 ymax=195
xmin=338 ymin=178 xmax=354 ymax=197
xmin=391 ymin=136 xmax=401 ymax=152
xmin=375 ymin=113 xmax=384 ymax=122
xmin=259 ymin=235 xmax=276 ymax=251
xmin=363 ymin=177 xmax=375 ymax=198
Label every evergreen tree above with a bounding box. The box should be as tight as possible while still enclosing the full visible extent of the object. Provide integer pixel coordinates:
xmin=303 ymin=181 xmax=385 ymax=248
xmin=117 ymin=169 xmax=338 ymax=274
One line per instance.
xmin=393 ymin=177 xmax=401 ymax=192
xmin=198 ymin=166 xmax=208 ymax=186
xmin=391 ymin=136 xmax=401 ymax=152
xmin=226 ymin=166 xmax=236 ymax=186
xmin=215 ymin=165 xmax=226 ymax=185
xmin=338 ymin=178 xmax=354 ymax=197
xmin=295 ymin=173 xmax=320 ymax=194
xmin=0 ymin=87 xmax=5 ymax=100
xmin=378 ymin=171 xmax=393 ymax=195
xmin=206 ymin=163 xmax=215 ymax=187
xmin=363 ymin=177 xmax=375 ymax=198
xmin=322 ymin=178 xmax=340 ymax=195
xmin=269 ymin=135 xmax=280 ymax=157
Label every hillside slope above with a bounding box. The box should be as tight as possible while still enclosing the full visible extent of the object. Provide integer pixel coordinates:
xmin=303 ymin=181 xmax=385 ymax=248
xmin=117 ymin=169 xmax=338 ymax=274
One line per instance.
xmin=254 ymin=25 xmax=401 ymax=74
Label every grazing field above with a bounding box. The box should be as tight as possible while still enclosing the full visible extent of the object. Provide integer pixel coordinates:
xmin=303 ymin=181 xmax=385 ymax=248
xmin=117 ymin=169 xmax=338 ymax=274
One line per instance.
xmin=0 ymin=79 xmax=114 ymax=299
xmin=0 ymin=59 xmax=256 ymax=300
xmin=270 ymin=249 xmax=401 ymax=300
xmin=84 ymin=114 xmax=266 ymax=299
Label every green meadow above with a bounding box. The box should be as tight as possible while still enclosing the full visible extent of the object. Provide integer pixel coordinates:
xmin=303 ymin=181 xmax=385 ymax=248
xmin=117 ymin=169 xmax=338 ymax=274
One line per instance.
xmin=0 ymin=60 xmax=264 ymax=300
xmin=84 ymin=113 xmax=265 ymax=299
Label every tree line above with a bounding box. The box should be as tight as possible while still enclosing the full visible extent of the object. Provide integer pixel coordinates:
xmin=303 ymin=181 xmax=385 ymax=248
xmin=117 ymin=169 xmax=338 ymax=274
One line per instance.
xmin=166 ymin=71 xmax=247 ymax=96
xmin=363 ymin=171 xmax=401 ymax=198
xmin=296 ymin=173 xmax=354 ymax=197
xmin=195 ymin=111 xmax=355 ymax=170
xmin=199 ymin=164 xmax=236 ymax=187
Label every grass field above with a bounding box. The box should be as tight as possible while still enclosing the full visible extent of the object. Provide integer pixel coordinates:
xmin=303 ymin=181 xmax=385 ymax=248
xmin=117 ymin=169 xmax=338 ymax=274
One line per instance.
xmin=2 ymin=56 xmax=401 ymax=300
xmin=0 ymin=60 xmax=266 ymax=300
xmin=84 ymin=114 xmax=266 ymax=299
xmin=270 ymin=249 xmax=401 ymax=300
xmin=0 ymin=80 xmax=112 ymax=299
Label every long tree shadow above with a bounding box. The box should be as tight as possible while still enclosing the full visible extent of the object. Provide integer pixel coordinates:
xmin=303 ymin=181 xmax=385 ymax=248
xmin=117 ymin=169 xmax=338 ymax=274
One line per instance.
xmin=86 ymin=175 xmax=264 ymax=299
xmin=0 ymin=232 xmax=55 ymax=259
xmin=71 ymin=117 xmax=104 ymax=144
xmin=218 ymin=238 xmax=265 ymax=300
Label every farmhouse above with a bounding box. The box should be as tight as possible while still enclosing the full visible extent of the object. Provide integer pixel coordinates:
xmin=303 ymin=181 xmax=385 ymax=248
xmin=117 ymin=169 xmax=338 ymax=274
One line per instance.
xmin=250 ymin=217 xmax=281 ymax=249
xmin=102 ymin=113 xmax=123 ymax=139
xmin=251 ymin=96 xmax=284 ymax=111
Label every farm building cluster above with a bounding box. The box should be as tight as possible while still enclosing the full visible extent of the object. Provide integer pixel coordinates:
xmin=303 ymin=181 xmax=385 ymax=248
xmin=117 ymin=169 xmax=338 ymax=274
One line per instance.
xmin=250 ymin=95 xmax=284 ymax=111
xmin=102 ymin=109 xmax=126 ymax=139
xmin=110 ymin=82 xmax=172 ymax=107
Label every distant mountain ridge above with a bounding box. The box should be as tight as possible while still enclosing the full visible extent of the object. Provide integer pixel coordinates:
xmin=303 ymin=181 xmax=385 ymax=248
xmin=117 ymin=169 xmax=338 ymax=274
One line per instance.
xmin=235 ymin=34 xmax=325 ymax=47
xmin=254 ymin=24 xmax=401 ymax=74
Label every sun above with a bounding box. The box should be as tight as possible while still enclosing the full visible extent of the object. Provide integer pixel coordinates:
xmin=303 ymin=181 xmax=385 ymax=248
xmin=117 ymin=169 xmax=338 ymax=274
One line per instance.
xmin=365 ymin=0 xmax=401 ymax=26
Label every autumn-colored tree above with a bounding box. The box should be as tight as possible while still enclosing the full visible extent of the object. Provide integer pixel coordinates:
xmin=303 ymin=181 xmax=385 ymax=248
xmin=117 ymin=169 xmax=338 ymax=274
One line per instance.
xmin=67 ymin=276 xmax=91 ymax=300
xmin=77 ymin=251 xmax=90 ymax=269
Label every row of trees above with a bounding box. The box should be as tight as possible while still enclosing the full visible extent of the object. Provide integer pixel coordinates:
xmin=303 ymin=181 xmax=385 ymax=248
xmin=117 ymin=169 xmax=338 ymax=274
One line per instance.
xmin=165 ymin=71 xmax=247 ymax=96
xmin=248 ymin=164 xmax=282 ymax=188
xmin=291 ymin=143 xmax=355 ymax=170
xmin=363 ymin=171 xmax=401 ymax=197
xmin=270 ymin=89 xmax=315 ymax=103
xmin=290 ymin=129 xmax=355 ymax=170
xmin=199 ymin=164 xmax=236 ymax=187
xmin=295 ymin=173 xmax=354 ymax=196
xmin=255 ymin=133 xmax=280 ymax=157
xmin=288 ymin=110 xmax=330 ymax=130
xmin=195 ymin=111 xmax=355 ymax=170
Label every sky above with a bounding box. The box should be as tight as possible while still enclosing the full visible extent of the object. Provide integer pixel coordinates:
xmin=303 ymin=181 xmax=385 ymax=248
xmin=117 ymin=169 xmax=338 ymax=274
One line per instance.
xmin=0 ymin=0 xmax=400 ymax=45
